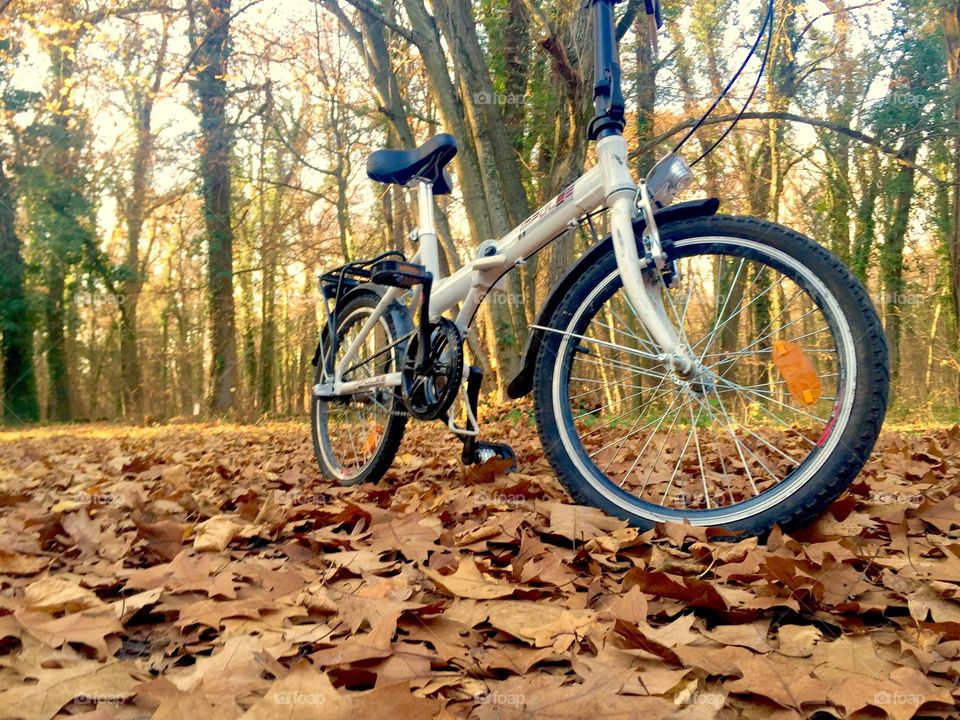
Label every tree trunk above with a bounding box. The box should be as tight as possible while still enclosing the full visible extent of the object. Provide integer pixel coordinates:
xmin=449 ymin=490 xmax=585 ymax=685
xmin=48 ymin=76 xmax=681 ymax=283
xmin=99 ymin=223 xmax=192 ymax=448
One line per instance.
xmin=879 ymin=144 xmax=919 ymax=384
xmin=0 ymin=160 xmax=39 ymax=423
xmin=190 ymin=0 xmax=238 ymax=413
xmin=118 ymin=25 xmax=168 ymax=420
xmin=852 ymin=148 xmax=880 ymax=281
xmin=822 ymin=0 xmax=855 ymax=263
xmin=944 ymin=4 xmax=960 ymax=392
xmin=44 ymin=261 xmax=71 ymax=421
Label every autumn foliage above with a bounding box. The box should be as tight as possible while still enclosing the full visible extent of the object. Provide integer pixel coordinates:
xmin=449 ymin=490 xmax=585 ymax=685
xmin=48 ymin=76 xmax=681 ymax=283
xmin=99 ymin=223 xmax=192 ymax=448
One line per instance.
xmin=0 ymin=419 xmax=958 ymax=718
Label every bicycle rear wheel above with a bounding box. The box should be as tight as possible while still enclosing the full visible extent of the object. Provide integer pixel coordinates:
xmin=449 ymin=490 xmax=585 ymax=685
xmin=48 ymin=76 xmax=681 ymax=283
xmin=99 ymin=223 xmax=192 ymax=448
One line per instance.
xmin=533 ymin=214 xmax=888 ymax=536
xmin=312 ymin=292 xmax=408 ymax=486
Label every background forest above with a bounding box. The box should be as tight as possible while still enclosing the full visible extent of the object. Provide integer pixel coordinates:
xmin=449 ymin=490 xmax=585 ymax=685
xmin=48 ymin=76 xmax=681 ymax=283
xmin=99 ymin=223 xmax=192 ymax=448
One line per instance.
xmin=1 ymin=0 xmax=959 ymax=425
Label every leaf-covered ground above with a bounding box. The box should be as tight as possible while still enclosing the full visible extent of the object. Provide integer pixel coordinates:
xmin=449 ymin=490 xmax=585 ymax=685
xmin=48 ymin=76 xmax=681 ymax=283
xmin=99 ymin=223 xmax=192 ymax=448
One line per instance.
xmin=0 ymin=415 xmax=958 ymax=719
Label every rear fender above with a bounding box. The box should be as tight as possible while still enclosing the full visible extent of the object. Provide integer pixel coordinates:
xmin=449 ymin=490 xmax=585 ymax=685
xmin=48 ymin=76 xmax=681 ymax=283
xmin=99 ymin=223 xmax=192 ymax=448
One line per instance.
xmin=310 ymin=283 xmax=413 ymax=369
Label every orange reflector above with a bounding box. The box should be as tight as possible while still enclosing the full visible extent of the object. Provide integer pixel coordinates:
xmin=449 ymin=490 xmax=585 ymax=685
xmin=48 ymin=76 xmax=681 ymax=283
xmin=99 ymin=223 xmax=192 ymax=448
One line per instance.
xmin=772 ymin=340 xmax=821 ymax=406
xmin=364 ymin=423 xmax=383 ymax=454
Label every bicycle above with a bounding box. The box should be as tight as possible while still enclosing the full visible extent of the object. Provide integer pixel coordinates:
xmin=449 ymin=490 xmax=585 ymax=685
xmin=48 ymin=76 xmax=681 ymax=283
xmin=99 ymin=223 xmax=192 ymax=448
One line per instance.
xmin=310 ymin=0 xmax=888 ymax=537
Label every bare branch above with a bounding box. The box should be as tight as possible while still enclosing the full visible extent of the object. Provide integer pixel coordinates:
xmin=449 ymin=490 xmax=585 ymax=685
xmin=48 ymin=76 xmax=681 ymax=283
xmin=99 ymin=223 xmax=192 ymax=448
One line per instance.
xmin=171 ymin=0 xmax=265 ymax=90
xmin=796 ymin=0 xmax=887 ymax=43
xmin=635 ymin=111 xmax=952 ymax=185
xmin=334 ymin=0 xmax=417 ymax=45
xmin=521 ymin=0 xmax=580 ymax=90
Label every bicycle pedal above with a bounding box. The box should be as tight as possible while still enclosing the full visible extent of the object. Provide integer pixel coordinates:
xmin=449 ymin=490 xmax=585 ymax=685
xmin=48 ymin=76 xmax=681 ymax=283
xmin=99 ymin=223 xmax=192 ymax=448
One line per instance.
xmin=464 ymin=441 xmax=517 ymax=472
xmin=371 ymin=259 xmax=431 ymax=289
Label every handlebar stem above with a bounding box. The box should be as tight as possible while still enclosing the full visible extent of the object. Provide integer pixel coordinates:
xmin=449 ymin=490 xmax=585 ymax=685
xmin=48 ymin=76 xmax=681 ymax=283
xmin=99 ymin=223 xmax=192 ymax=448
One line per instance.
xmin=586 ymin=0 xmax=626 ymax=140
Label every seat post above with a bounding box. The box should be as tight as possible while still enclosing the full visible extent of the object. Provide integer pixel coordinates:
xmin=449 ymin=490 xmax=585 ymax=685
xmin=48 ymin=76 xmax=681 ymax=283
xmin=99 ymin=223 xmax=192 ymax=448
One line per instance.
xmin=414 ymin=180 xmax=440 ymax=280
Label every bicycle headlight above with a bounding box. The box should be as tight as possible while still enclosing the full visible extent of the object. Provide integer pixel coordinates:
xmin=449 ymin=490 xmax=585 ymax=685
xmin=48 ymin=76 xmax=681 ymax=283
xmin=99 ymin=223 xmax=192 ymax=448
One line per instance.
xmin=645 ymin=153 xmax=694 ymax=208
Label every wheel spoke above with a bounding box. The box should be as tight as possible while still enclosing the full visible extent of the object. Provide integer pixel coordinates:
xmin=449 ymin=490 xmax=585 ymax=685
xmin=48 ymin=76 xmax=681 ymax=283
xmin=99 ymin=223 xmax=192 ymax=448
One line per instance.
xmin=590 ymin=377 xmax=673 ymax=464
xmin=714 ymin=375 xmax=828 ymax=424
xmin=316 ymin=307 xmax=396 ymax=479
xmin=552 ymin=239 xmax=853 ymax=518
xmin=532 ymin=323 xmax=662 ymax=362
xmin=660 ymin=401 xmax=706 ymax=506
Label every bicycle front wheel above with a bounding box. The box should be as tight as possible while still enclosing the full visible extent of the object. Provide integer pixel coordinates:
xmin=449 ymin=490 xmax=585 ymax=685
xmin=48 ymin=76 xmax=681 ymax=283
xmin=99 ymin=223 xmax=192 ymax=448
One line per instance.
xmin=533 ymin=214 xmax=888 ymax=536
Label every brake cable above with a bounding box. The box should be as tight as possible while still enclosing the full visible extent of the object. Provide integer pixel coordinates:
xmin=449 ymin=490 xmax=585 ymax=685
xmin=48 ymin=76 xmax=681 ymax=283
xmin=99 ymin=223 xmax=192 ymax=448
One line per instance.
xmin=671 ymin=0 xmax=775 ymax=166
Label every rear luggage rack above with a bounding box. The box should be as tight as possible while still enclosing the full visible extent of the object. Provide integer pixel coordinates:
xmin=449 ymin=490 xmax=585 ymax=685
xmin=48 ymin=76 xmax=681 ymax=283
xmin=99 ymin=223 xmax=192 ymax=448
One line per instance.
xmin=316 ymin=251 xmax=433 ymax=387
xmin=319 ymin=250 xmax=406 ymax=303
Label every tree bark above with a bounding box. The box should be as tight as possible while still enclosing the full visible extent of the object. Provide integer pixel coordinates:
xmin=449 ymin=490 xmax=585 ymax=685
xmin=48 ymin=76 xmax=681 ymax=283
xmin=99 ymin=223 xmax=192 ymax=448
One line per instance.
xmin=0 ymin=159 xmax=39 ymax=423
xmin=190 ymin=0 xmax=238 ymax=413
xmin=879 ymin=144 xmax=919 ymax=384
xmin=852 ymin=148 xmax=879 ymax=281
xmin=821 ymin=0 xmax=855 ymax=263
xmin=944 ymin=5 xmax=960 ymax=356
xmin=118 ymin=21 xmax=168 ymax=420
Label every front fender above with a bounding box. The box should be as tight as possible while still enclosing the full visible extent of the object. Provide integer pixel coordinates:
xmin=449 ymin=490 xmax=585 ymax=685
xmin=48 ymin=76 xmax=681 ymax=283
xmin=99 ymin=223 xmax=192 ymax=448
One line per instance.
xmin=505 ymin=197 xmax=720 ymax=399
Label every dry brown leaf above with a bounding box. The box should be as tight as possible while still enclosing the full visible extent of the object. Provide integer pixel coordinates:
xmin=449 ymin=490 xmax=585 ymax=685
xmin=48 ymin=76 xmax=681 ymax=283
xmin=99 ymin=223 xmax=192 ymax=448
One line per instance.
xmin=193 ymin=514 xmax=244 ymax=552
xmin=422 ymin=556 xmax=515 ymax=599
xmin=0 ymin=550 xmax=49 ymax=576
xmin=0 ymin=660 xmax=142 ymax=720
xmin=486 ymin=601 xmax=596 ymax=651
xmin=14 ymin=607 xmax=124 ymax=659
xmin=23 ymin=576 xmax=103 ymax=613
xmin=241 ymin=660 xmax=439 ymax=719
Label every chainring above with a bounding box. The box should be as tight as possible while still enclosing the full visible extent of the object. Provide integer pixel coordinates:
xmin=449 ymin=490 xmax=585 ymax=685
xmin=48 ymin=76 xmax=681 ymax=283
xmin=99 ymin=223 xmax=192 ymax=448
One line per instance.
xmin=401 ymin=318 xmax=464 ymax=421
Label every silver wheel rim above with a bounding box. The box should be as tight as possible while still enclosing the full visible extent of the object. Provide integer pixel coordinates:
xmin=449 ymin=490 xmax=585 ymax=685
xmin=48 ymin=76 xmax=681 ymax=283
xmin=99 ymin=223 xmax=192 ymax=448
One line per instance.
xmin=315 ymin=307 xmax=395 ymax=482
xmin=550 ymin=236 xmax=857 ymax=525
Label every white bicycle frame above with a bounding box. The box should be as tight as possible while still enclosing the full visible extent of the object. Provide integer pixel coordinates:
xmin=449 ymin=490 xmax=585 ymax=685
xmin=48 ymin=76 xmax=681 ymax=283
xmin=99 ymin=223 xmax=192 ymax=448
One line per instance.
xmin=317 ymin=135 xmax=692 ymax=399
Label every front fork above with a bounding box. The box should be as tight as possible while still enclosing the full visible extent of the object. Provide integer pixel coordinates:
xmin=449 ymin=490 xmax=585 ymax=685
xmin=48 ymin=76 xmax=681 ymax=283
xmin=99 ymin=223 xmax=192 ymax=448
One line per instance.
xmin=597 ymin=135 xmax=696 ymax=377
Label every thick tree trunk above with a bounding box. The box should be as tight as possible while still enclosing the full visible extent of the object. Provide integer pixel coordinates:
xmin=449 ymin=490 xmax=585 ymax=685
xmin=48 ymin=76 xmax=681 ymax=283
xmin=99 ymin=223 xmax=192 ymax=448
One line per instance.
xmin=396 ymin=0 xmax=494 ymax=243
xmin=429 ymin=0 xmax=531 ymax=389
xmin=331 ymin=2 xmax=496 ymax=383
xmin=879 ymin=145 xmax=919 ymax=384
xmin=634 ymin=17 xmax=657 ymax=175
xmin=363 ymin=2 xmax=521 ymax=393
xmin=432 ymin=0 xmax=529 ymax=232
xmin=118 ymin=27 xmax=167 ymax=420
xmin=44 ymin=262 xmax=71 ymax=421
xmin=0 ymin=161 xmax=39 ymax=423
xmin=822 ymin=0 xmax=855 ymax=263
xmin=944 ymin=5 xmax=960 ymax=373
xmin=191 ymin=0 xmax=238 ymax=413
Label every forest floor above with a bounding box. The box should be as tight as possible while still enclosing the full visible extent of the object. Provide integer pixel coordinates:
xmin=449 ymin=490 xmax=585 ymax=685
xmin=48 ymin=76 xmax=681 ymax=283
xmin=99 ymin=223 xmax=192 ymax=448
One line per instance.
xmin=0 ymin=415 xmax=958 ymax=719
